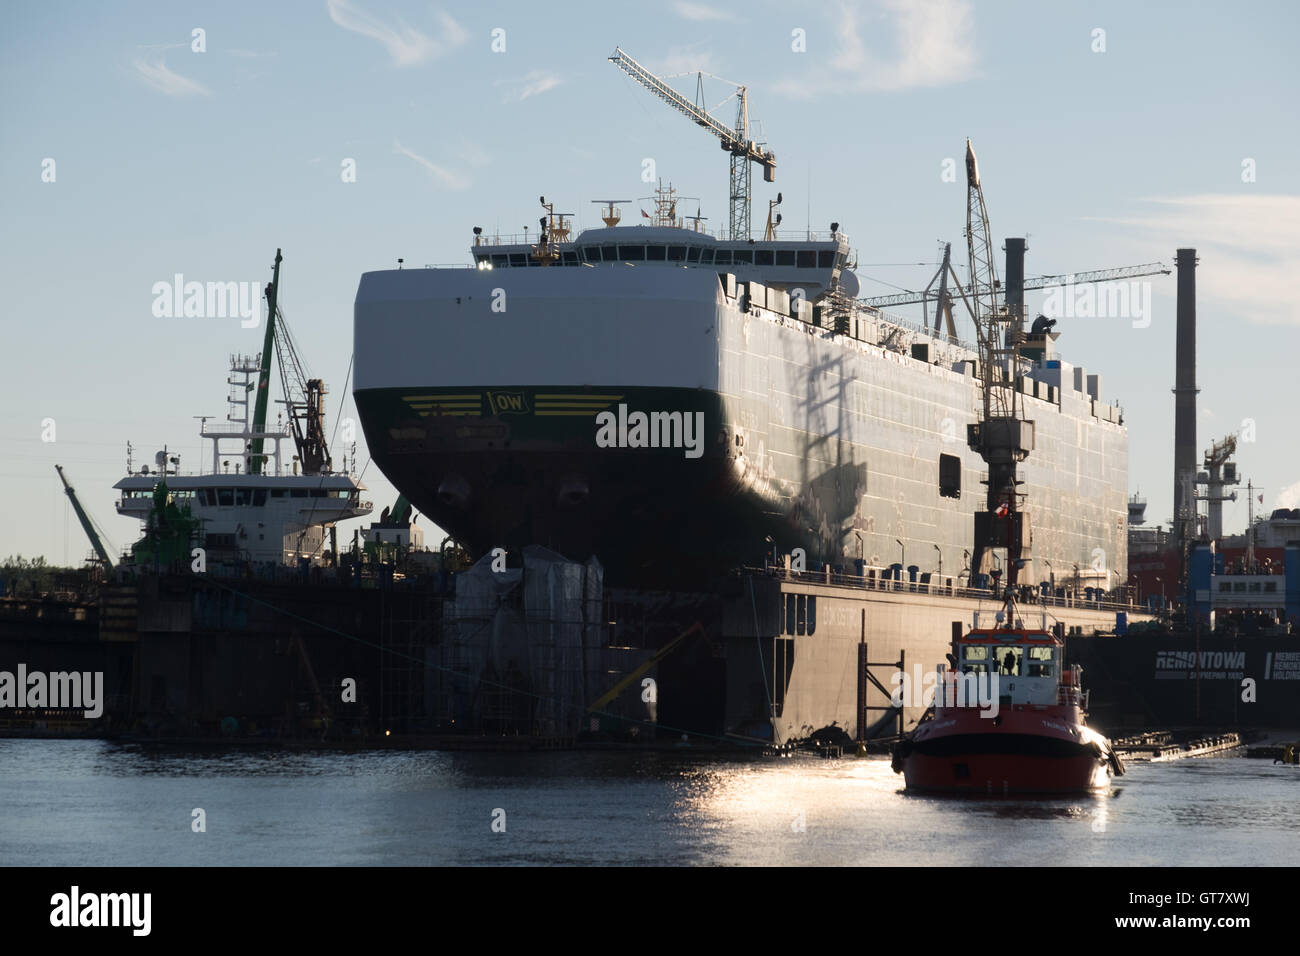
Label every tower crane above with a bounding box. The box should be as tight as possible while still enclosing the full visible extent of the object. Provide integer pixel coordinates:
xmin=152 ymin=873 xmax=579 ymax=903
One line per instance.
xmin=609 ymin=47 xmax=775 ymax=240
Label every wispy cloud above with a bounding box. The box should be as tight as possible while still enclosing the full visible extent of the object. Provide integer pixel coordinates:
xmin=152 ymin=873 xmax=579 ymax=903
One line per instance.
xmin=327 ymin=0 xmax=466 ymax=67
xmin=394 ymin=140 xmax=469 ymax=189
xmin=672 ymin=1 xmax=736 ymax=22
xmin=453 ymin=138 xmax=492 ymax=168
xmin=1084 ymin=194 xmax=1300 ymax=327
xmin=496 ymin=70 xmax=562 ymax=103
xmin=228 ymin=48 xmax=275 ymax=59
xmin=775 ymin=0 xmax=977 ymax=97
xmin=132 ymin=57 xmax=210 ymax=97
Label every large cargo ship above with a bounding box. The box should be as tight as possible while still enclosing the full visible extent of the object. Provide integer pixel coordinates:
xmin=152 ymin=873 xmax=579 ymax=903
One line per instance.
xmin=353 ymin=194 xmax=1129 ymax=595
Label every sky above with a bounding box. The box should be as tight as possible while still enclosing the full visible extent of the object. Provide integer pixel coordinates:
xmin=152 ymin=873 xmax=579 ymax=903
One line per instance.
xmin=2 ymin=0 xmax=1298 ymax=566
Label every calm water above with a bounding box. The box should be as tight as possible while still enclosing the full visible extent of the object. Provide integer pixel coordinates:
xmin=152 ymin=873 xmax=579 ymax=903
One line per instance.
xmin=1 ymin=740 xmax=1297 ymax=866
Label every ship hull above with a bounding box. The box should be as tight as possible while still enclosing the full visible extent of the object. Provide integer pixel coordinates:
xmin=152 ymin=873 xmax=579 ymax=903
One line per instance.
xmin=894 ymin=708 xmax=1116 ymax=794
xmin=354 ymin=265 xmax=1130 ymax=589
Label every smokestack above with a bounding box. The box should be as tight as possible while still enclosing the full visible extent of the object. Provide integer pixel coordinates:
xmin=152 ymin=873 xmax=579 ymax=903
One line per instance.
xmin=1004 ymin=237 xmax=1027 ymax=331
xmin=1172 ymin=248 xmax=1199 ymax=560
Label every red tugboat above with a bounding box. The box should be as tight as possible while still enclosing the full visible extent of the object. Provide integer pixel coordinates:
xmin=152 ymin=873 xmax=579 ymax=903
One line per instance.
xmin=891 ymin=603 xmax=1124 ymax=794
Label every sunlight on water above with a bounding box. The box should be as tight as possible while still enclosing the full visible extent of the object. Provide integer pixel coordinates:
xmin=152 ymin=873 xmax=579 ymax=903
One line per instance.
xmin=1 ymin=741 xmax=1295 ymax=866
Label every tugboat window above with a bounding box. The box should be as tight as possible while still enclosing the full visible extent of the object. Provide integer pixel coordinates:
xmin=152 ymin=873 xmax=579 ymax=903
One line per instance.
xmin=994 ymin=646 xmax=1023 ymax=676
xmin=1026 ymin=646 xmax=1055 ymax=677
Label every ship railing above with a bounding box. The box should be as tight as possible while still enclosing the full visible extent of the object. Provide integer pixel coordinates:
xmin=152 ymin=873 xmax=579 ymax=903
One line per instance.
xmin=756 ymin=565 xmax=1148 ymax=614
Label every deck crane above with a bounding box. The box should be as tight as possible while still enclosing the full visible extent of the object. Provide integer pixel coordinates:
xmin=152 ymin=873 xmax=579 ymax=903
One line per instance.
xmin=609 ymin=47 xmax=775 ymax=240
xmin=242 ymin=249 xmax=333 ymax=476
xmin=55 ymin=465 xmax=114 ymax=571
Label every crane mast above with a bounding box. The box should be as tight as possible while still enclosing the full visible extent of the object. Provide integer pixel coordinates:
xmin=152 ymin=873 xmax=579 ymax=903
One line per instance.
xmin=609 ymin=47 xmax=775 ymax=239
xmin=962 ymin=141 xmax=1033 ymax=593
xmin=248 ymin=248 xmax=282 ymax=475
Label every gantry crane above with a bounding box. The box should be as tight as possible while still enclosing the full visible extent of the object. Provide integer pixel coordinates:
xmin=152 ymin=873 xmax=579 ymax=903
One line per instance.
xmin=55 ymin=465 xmax=114 ymax=571
xmin=609 ymin=47 xmax=775 ymax=240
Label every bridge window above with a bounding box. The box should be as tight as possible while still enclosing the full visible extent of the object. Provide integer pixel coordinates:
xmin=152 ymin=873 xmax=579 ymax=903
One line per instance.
xmin=1026 ymin=645 xmax=1056 ymax=678
xmin=583 ymin=246 xmax=602 ymax=263
xmin=939 ymin=453 xmax=961 ymax=498
xmin=797 ymin=250 xmax=817 ymax=268
xmin=776 ymin=250 xmax=795 ymax=266
xmin=668 ymin=245 xmax=687 ymax=262
xmin=1218 ymin=581 xmax=1232 ymax=592
xmin=994 ymin=646 xmax=1023 ymax=676
xmin=271 ymin=489 xmax=286 ymax=498
xmin=217 ymin=489 xmax=234 ymax=506
xmin=819 ymin=251 xmax=836 ymax=268
xmin=733 ymin=249 xmax=753 ymax=265
xmin=687 ymin=247 xmax=702 ymax=263
xmin=508 ymin=253 xmax=526 ymax=267
xmin=562 ymin=251 xmax=578 ymax=265
xmin=755 ymin=249 xmax=774 ymax=266
xmin=785 ymin=595 xmax=796 ymax=635
xmin=234 ymin=489 xmax=251 ymax=506
xmin=618 ymin=245 xmax=645 ymax=261
xmin=291 ymin=489 xmax=307 ymax=498
xmin=715 ymin=250 xmax=732 ymax=265
xmin=646 ymin=245 xmax=666 ymax=261
xmin=601 ymin=245 xmax=619 ymax=261
xmin=490 ymin=254 xmax=507 ymax=268
xmin=699 ymin=249 xmax=715 ymax=264
xmin=252 ymin=489 xmax=267 ymax=506
xmin=1265 ymin=581 xmax=1278 ymax=593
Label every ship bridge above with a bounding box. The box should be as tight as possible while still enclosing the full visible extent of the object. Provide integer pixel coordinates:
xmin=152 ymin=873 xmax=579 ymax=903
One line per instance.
xmin=469 ymin=225 xmax=854 ymax=301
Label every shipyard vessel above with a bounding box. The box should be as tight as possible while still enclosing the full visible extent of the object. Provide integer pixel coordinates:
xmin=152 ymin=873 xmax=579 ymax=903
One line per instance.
xmin=353 ymin=195 xmax=1128 ymax=592
xmin=892 ymin=603 xmax=1124 ymax=793
xmin=116 ymin=251 xmax=372 ymax=569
